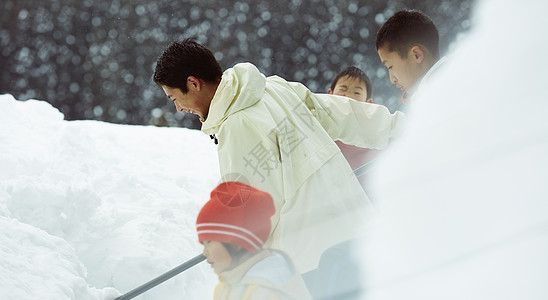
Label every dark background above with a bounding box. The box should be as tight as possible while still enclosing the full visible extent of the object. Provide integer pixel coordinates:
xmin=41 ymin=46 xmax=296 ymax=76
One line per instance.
xmin=1 ymin=0 xmax=474 ymax=129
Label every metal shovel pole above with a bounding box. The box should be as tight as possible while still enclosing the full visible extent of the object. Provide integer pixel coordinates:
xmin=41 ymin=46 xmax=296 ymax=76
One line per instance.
xmin=114 ymin=254 xmax=206 ymax=300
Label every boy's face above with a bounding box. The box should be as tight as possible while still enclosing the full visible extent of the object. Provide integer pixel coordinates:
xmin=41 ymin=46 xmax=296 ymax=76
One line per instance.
xmin=378 ymin=46 xmax=423 ymax=95
xmin=328 ymin=75 xmax=370 ymax=102
xmin=162 ymin=77 xmax=211 ymax=121
xmin=202 ymin=241 xmax=232 ymax=275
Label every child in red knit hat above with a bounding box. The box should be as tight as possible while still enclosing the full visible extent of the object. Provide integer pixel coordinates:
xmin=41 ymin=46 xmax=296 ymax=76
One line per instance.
xmin=196 ymin=181 xmax=312 ymax=300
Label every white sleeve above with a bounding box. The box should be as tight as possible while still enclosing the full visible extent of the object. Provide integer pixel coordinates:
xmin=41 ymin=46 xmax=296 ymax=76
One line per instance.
xmin=287 ymin=81 xmax=406 ymax=149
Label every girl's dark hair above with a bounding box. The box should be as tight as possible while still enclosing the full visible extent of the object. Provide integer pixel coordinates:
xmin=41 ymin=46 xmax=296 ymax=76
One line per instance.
xmin=153 ymin=38 xmax=222 ymax=92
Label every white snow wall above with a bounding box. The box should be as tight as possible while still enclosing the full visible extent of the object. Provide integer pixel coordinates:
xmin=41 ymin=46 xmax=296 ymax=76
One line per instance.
xmin=0 ymin=94 xmax=220 ymax=299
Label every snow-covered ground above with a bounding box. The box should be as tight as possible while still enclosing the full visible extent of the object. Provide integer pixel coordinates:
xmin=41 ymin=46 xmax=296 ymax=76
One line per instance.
xmin=1 ymin=94 xmax=221 ymax=299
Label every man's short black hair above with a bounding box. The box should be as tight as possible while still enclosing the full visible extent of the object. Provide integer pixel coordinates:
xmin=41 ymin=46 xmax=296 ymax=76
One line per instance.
xmin=153 ymin=38 xmax=222 ymax=93
xmin=376 ymin=10 xmax=440 ymax=59
xmin=330 ymin=66 xmax=372 ymax=99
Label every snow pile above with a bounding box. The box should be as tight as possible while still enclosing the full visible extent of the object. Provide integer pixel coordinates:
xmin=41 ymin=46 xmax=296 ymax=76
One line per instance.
xmin=0 ymin=94 xmax=220 ymax=299
xmin=362 ymin=0 xmax=548 ymax=299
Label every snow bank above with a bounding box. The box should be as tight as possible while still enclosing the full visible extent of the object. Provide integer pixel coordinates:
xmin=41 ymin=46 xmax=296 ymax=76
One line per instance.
xmin=0 ymin=94 xmax=220 ymax=299
xmin=361 ymin=0 xmax=548 ymax=299
xmin=0 ymin=216 xmax=118 ymax=299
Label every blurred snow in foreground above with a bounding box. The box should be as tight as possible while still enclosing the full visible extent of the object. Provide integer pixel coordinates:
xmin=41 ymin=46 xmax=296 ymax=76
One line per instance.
xmin=361 ymin=0 xmax=548 ymax=299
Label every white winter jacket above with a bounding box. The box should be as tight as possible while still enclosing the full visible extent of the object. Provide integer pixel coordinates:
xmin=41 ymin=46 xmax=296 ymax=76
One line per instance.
xmin=202 ymin=63 xmax=405 ymax=272
xmin=214 ymin=250 xmax=312 ymax=300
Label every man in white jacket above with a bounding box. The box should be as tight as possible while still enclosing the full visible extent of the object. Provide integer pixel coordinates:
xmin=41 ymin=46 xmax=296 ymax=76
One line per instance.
xmin=153 ymin=39 xmax=405 ymax=274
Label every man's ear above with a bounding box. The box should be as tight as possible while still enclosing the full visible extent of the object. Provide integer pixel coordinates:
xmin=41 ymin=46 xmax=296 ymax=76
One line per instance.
xmin=187 ymin=76 xmax=201 ymax=91
xmin=327 ymin=88 xmax=333 ymax=94
xmin=409 ymin=45 xmax=425 ymax=64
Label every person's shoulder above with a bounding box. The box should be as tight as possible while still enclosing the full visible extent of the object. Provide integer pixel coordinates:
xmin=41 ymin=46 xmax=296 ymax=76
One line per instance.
xmin=245 ymin=250 xmax=296 ymax=286
xmin=229 ymin=62 xmax=265 ymax=78
xmin=222 ymin=62 xmax=265 ymax=85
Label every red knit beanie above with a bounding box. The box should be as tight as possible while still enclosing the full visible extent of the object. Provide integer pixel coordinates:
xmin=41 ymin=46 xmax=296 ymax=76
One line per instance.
xmin=196 ymin=181 xmax=275 ymax=253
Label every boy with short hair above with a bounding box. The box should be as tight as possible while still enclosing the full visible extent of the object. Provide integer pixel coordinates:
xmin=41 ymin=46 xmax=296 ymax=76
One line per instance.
xmin=376 ymin=9 xmax=448 ymax=103
xmin=328 ymin=67 xmax=381 ymax=192
xmin=197 ymin=181 xmax=312 ymax=300
xmin=328 ymin=66 xmax=373 ymax=103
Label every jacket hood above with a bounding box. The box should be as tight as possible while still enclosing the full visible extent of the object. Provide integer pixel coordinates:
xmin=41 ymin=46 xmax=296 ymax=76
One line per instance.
xmin=201 ymin=63 xmax=266 ymax=135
